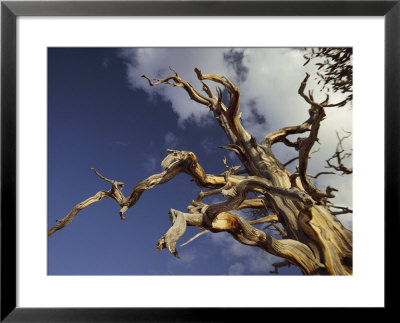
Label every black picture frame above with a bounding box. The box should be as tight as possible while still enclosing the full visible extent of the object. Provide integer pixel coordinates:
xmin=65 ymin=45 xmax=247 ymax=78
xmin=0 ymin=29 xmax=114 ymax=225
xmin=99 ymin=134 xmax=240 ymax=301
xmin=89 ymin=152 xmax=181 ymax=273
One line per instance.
xmin=1 ymin=0 xmax=398 ymax=321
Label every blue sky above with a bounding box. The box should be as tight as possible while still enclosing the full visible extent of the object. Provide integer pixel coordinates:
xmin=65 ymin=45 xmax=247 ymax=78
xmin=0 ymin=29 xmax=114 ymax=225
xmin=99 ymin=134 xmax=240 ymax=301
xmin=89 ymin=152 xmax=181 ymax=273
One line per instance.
xmin=48 ymin=47 xmax=352 ymax=275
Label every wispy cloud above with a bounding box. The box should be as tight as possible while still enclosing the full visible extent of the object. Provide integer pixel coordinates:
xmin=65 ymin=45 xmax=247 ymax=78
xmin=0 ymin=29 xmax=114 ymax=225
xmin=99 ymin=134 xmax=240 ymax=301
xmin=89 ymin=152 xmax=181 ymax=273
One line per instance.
xmin=178 ymin=250 xmax=197 ymax=264
xmin=115 ymin=140 xmax=129 ymax=147
xmin=208 ymin=232 xmax=280 ymax=275
xmin=102 ymin=57 xmax=110 ymax=68
xmin=228 ymin=262 xmax=246 ymax=275
xmin=200 ymin=137 xmax=216 ymax=154
xmin=164 ymin=131 xmax=180 ymax=149
xmin=166 ymin=249 xmax=198 ymax=274
xmin=142 ymin=154 xmax=160 ymax=174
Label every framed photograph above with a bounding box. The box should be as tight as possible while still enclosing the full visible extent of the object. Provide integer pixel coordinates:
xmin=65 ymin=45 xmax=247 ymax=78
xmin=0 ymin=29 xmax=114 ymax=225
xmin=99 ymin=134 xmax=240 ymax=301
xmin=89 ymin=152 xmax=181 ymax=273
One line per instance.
xmin=1 ymin=0 xmax=398 ymax=321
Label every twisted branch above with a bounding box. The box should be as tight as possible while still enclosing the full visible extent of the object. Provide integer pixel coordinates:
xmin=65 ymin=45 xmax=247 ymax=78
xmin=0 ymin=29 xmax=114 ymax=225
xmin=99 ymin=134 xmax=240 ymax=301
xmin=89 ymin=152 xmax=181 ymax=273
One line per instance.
xmin=325 ymin=131 xmax=353 ymax=175
xmin=142 ymin=68 xmax=251 ymax=146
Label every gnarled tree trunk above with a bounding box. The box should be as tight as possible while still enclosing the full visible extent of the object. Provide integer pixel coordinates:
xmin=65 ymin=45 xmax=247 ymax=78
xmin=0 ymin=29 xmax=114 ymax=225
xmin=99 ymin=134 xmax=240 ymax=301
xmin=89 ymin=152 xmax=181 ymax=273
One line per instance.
xmin=49 ymin=66 xmax=352 ymax=275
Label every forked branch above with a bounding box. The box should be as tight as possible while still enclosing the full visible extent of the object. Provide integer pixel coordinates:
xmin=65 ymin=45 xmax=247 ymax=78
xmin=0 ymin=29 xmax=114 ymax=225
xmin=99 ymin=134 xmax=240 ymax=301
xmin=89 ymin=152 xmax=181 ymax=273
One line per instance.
xmin=325 ymin=131 xmax=353 ymax=175
xmin=48 ymin=150 xmax=252 ymax=237
xmin=142 ymin=68 xmax=251 ymax=145
xmin=48 ymin=168 xmax=126 ymax=236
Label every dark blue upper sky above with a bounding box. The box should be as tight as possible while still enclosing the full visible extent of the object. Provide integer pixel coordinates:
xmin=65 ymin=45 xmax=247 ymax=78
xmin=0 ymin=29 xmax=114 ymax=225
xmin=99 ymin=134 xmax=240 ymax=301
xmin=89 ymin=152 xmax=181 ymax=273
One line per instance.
xmin=47 ymin=47 xmax=303 ymax=275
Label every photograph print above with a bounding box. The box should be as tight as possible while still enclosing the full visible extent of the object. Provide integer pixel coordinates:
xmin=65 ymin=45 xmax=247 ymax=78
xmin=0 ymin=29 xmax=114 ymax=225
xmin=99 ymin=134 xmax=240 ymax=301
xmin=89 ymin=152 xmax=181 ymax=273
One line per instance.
xmin=48 ymin=47 xmax=353 ymax=276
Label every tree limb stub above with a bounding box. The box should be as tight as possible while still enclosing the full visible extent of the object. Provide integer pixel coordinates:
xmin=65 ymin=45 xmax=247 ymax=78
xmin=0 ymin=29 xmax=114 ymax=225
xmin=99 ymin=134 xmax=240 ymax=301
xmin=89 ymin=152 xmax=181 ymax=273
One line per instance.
xmin=156 ymin=209 xmax=187 ymax=258
xmin=180 ymin=230 xmax=209 ymax=247
xmin=270 ymin=260 xmax=292 ymax=274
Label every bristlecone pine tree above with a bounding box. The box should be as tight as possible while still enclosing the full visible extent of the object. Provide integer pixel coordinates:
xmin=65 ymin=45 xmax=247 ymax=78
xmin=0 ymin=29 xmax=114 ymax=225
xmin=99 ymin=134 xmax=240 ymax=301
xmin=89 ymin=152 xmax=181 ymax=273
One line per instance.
xmin=49 ymin=50 xmax=353 ymax=275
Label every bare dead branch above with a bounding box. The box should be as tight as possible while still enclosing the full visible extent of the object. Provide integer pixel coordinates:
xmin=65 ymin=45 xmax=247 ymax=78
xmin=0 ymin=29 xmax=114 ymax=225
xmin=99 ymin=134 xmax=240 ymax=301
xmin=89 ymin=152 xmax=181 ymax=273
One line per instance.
xmin=261 ymin=74 xmax=329 ymax=150
xmin=247 ymin=214 xmax=279 ymax=224
xmin=48 ymin=191 xmax=112 ymax=237
xmin=156 ymin=209 xmax=187 ymax=258
xmin=270 ymin=260 xmax=292 ymax=274
xmin=221 ymin=156 xmax=242 ymax=174
xmin=325 ymin=131 xmax=353 ymax=175
xmin=50 ymin=150 xmax=252 ymax=236
xmin=298 ymin=73 xmax=314 ymax=105
xmin=219 ymin=144 xmax=247 ymax=160
xmin=143 ymin=68 xmax=252 ymax=147
xmin=49 ymin=168 xmax=135 ymax=236
xmin=283 ymin=156 xmax=299 ymax=167
xmin=283 ymin=148 xmax=320 ymax=167
xmin=180 ymin=230 xmax=209 ymax=247
xmin=309 ymin=171 xmax=337 ymax=179
xmin=141 ymin=72 xmax=212 ymax=108
xmin=328 ymin=205 xmax=353 ymax=216
xmin=196 ymin=170 xmax=233 ymax=202
xmin=271 ymin=223 xmax=288 ymax=238
xmin=292 ymin=74 xmax=338 ymax=204
xmin=234 ymin=169 xmax=249 ymax=175
xmin=236 ymin=198 xmax=269 ymax=211
xmin=193 ymin=68 xmax=251 ymax=143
